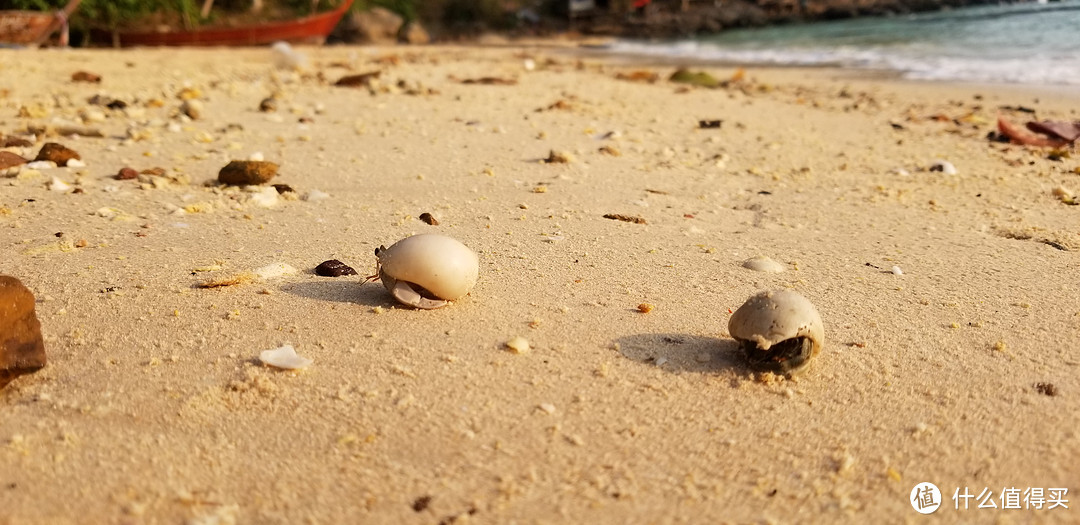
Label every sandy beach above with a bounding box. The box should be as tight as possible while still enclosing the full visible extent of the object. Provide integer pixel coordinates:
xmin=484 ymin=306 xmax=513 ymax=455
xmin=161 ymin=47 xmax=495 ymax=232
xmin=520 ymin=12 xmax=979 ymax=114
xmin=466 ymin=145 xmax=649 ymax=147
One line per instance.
xmin=1 ymin=44 xmax=1078 ymax=524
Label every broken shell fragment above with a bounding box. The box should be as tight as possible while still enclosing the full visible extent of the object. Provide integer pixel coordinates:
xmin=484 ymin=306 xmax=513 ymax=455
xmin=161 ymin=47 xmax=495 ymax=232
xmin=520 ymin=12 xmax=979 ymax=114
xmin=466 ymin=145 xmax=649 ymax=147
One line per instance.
xmin=741 ymin=255 xmax=785 ymax=273
xmin=259 ymin=344 xmax=312 ymax=370
xmin=728 ymin=289 xmax=824 ymax=374
xmin=375 ymin=234 xmax=479 ymax=309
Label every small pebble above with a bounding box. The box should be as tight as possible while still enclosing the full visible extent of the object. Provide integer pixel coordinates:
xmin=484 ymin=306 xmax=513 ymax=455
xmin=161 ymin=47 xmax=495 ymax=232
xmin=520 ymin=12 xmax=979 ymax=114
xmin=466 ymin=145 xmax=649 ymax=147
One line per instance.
xmin=218 ymin=160 xmax=278 ymax=185
xmin=115 ymin=167 xmax=138 ymax=180
xmin=637 ymin=303 xmax=654 ymax=313
xmin=929 ymin=160 xmax=957 ymax=175
xmin=419 ymin=212 xmax=439 ymax=225
xmin=545 ymin=150 xmax=572 ymax=164
xmin=315 ymin=260 xmax=358 ymax=277
xmin=505 ymin=336 xmax=530 ymax=354
xmin=891 ymin=265 xmax=903 ymax=275
xmin=71 ymin=71 xmax=102 ymax=83
xmin=180 ymin=99 xmax=203 ymax=120
xmin=259 ymin=97 xmax=278 ymax=112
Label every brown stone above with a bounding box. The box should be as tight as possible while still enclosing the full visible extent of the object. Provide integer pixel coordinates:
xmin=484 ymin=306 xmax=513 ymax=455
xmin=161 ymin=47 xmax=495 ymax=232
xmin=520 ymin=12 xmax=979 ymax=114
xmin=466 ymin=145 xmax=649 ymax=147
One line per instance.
xmin=71 ymin=71 xmax=102 ymax=83
xmin=115 ymin=167 xmax=138 ymax=180
xmin=0 ymin=276 xmax=46 ymax=389
xmin=34 ymin=142 xmax=81 ymax=167
xmin=2 ymin=136 xmax=34 ymax=148
xmin=217 ymin=160 xmax=278 ymax=185
xmin=0 ymin=151 xmax=28 ymax=171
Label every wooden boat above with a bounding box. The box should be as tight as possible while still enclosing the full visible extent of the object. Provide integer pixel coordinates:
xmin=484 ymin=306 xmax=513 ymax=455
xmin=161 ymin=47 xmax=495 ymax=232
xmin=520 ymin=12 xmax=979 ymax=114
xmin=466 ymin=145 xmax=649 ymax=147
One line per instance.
xmin=110 ymin=0 xmax=353 ymax=47
xmin=0 ymin=0 xmax=82 ymax=46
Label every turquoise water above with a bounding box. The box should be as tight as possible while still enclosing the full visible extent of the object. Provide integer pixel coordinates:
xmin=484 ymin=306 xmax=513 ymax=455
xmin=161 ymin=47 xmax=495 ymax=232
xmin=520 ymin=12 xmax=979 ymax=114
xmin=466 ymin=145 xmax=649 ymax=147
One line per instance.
xmin=610 ymin=1 xmax=1080 ymax=85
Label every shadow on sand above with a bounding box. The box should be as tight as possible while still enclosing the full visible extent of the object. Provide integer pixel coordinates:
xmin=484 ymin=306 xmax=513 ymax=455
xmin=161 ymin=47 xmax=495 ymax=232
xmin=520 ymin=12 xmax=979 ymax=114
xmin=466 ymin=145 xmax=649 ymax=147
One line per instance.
xmin=614 ymin=333 xmax=746 ymax=374
xmin=279 ymin=279 xmax=393 ymax=308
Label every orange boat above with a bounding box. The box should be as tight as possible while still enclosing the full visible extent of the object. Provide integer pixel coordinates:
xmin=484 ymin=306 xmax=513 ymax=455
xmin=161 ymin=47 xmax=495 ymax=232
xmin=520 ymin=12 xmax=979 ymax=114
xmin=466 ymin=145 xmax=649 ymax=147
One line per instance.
xmin=110 ymin=0 xmax=353 ymax=47
xmin=0 ymin=0 xmax=82 ymax=46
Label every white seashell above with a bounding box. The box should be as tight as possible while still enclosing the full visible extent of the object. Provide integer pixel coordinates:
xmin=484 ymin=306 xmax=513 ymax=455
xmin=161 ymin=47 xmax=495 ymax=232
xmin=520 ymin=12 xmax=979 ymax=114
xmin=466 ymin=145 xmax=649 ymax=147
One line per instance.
xmin=728 ymin=289 xmax=824 ymax=374
xmin=891 ymin=265 xmax=903 ymax=275
xmin=254 ymin=262 xmax=297 ymax=280
xmin=249 ymin=151 xmax=265 ymax=162
xmin=741 ymin=255 xmax=785 ymax=273
xmin=523 ymin=58 xmax=536 ymax=71
xmin=375 ymin=234 xmax=479 ymax=309
xmin=66 ymin=158 xmax=86 ymax=168
xmin=259 ymin=344 xmax=312 ymax=370
xmin=929 ymin=160 xmax=957 ymax=175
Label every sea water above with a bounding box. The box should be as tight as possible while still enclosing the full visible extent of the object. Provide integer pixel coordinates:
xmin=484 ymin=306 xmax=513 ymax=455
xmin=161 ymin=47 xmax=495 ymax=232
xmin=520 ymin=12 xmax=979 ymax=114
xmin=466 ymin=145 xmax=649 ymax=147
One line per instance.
xmin=609 ymin=0 xmax=1080 ymax=85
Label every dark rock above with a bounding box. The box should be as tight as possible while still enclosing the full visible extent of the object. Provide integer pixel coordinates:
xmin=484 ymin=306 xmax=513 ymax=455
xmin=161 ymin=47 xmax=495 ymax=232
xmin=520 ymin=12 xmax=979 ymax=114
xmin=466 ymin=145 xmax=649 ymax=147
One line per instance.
xmin=0 ymin=276 xmax=47 ymax=389
xmin=115 ymin=167 xmax=138 ymax=180
xmin=315 ymin=260 xmax=358 ymax=277
xmin=34 ymin=143 xmax=81 ymax=167
xmin=217 ymin=160 xmax=278 ymax=185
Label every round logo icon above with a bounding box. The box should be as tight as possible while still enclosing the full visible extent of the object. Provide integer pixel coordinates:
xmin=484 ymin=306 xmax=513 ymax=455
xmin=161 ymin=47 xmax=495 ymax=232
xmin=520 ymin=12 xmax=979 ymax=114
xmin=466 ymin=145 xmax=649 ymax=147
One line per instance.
xmin=910 ymin=482 xmax=942 ymax=514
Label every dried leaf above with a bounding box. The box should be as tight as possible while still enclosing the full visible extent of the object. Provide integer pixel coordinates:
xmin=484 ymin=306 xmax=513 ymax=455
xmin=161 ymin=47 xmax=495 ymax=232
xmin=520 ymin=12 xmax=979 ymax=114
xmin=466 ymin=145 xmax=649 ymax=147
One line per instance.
xmin=334 ymin=71 xmax=382 ymax=88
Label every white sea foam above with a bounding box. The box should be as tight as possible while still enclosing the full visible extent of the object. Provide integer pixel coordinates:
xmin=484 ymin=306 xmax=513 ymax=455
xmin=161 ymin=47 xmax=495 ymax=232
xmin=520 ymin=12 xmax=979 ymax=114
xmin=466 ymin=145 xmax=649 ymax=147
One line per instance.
xmin=606 ymin=1 xmax=1080 ymax=86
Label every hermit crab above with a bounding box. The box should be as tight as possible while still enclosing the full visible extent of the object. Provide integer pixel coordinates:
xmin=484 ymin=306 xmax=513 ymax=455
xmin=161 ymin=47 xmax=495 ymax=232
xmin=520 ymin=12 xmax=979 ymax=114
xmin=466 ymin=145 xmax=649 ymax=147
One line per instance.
xmin=370 ymin=234 xmax=479 ymax=309
xmin=728 ymin=289 xmax=824 ymax=374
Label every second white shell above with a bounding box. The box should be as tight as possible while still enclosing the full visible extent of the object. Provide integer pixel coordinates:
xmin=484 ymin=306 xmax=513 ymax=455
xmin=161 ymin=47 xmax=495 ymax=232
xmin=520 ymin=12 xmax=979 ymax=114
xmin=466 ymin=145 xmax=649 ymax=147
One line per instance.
xmin=376 ymin=234 xmax=479 ymax=309
xmin=728 ymin=289 xmax=824 ymax=373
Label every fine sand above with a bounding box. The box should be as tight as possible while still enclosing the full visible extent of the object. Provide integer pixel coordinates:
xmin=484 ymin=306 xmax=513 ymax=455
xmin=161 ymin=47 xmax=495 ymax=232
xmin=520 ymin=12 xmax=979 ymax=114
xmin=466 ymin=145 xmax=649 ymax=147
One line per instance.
xmin=1 ymin=44 xmax=1078 ymax=524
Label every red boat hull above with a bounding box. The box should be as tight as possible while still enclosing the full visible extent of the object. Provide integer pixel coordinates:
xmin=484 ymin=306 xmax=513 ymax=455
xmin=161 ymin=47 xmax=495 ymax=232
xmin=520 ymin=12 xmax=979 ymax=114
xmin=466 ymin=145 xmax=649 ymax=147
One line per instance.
xmin=113 ymin=0 xmax=353 ymax=47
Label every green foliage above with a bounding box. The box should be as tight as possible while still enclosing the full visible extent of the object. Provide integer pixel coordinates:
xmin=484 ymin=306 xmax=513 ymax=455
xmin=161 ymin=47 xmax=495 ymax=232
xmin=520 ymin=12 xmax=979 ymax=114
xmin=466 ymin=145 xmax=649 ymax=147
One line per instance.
xmin=3 ymin=0 xmax=201 ymax=29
